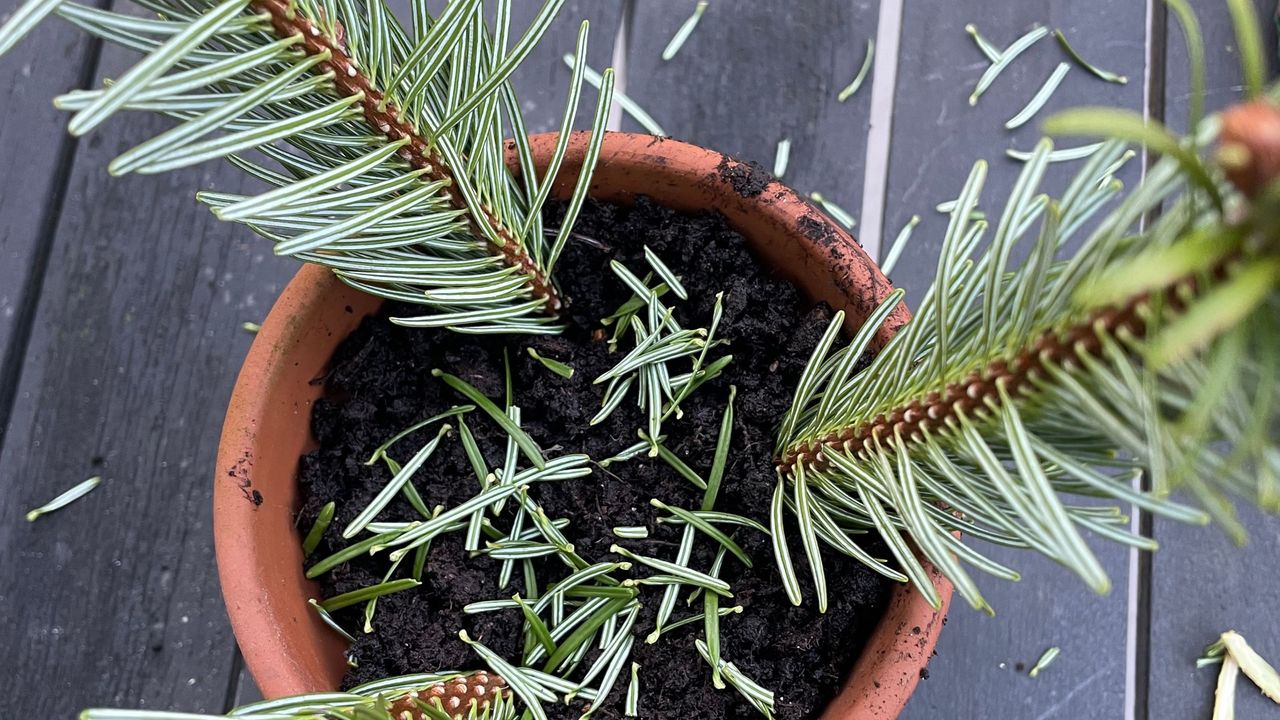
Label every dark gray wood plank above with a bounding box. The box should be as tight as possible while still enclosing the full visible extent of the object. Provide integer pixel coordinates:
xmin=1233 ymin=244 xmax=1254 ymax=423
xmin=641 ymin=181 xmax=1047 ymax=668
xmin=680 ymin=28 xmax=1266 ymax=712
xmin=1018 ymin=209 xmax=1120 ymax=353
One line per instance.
xmin=882 ymin=2 xmax=1145 ymax=305
xmin=0 ymin=2 xmax=104 ymax=419
xmin=625 ymin=0 xmax=881 ymax=245
xmin=1150 ymin=2 xmax=1280 ymax=717
xmin=1162 ymin=0 xmax=1275 ymax=133
xmin=229 ymin=653 xmax=265 ymax=709
xmin=886 ymin=2 xmax=1148 ymax=718
xmin=509 ymin=0 xmax=622 ymax=134
xmin=0 ymin=37 xmax=299 ymax=717
xmin=406 ymin=1 xmax=622 ymax=133
xmin=1150 ymin=505 xmax=1280 ymax=718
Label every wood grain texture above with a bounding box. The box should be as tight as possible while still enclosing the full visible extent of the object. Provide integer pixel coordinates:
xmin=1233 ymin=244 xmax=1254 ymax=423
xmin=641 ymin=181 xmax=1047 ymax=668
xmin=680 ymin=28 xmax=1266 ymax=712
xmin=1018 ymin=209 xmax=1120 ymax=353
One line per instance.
xmin=1150 ymin=2 xmax=1280 ymax=717
xmin=887 ymin=2 xmax=1148 ymax=718
xmin=5 ymin=0 xmax=1277 ymax=718
xmin=881 ymin=1 xmax=1145 ymax=307
xmin=508 ymin=0 xmax=622 ymax=134
xmin=0 ymin=0 xmax=103 ymax=422
xmin=229 ymin=653 xmax=265 ymax=709
xmin=0 ymin=32 xmax=300 ymax=715
xmin=626 ymin=0 xmax=881 ymax=245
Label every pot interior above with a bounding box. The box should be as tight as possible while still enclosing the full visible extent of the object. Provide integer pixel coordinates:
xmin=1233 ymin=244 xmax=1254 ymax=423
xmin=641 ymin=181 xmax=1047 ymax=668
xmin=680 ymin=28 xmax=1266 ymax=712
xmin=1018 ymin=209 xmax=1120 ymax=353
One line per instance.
xmin=215 ymin=132 xmax=942 ymax=718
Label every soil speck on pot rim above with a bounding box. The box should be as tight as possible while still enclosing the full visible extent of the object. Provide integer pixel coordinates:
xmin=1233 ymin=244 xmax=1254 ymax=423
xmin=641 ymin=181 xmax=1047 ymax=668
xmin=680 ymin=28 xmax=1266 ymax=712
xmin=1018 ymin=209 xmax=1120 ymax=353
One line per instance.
xmin=715 ymin=155 xmax=773 ymax=199
xmin=297 ymin=197 xmax=892 ymax=720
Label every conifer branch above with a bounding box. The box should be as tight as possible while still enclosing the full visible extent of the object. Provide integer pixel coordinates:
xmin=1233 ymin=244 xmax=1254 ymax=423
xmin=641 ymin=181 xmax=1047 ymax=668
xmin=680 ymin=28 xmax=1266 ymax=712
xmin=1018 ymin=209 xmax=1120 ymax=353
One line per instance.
xmin=250 ymin=0 xmax=561 ymax=311
xmin=0 ymin=0 xmax=615 ymax=332
xmin=776 ymin=270 xmax=1201 ymax=475
xmin=773 ymin=73 xmax=1280 ymax=613
xmin=83 ymin=672 xmax=517 ymax=720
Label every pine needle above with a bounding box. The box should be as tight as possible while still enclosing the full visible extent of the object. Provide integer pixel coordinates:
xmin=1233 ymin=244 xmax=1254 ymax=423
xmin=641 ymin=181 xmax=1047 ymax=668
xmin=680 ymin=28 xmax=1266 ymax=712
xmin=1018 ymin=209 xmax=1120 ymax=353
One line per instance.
xmin=26 ymin=476 xmax=101 ymax=522
xmin=647 ymin=437 xmax=708 ymax=490
xmin=643 ymin=246 xmax=687 ymax=300
xmin=1006 ymin=62 xmax=1070 ymax=129
xmin=935 ymin=199 xmax=986 ymax=221
xmin=307 ymin=598 xmax=356 ymax=643
xmin=625 ymin=662 xmax=641 ymax=716
xmin=1028 ymin=646 xmax=1060 ymax=677
xmin=809 ymin=191 xmax=856 ymax=228
xmin=880 ymin=215 xmax=919 ymax=275
xmin=773 ymin=138 xmax=791 ymax=178
xmin=301 ymin=501 xmax=335 ymax=558
xmin=1006 ymin=141 xmax=1105 ymax=163
xmin=434 ymin=369 xmax=545 ymax=469
xmin=970 ymin=25 xmax=1049 ymax=106
xmin=1220 ymin=631 xmax=1280 ymax=703
xmin=661 ymin=1 xmax=708 ymax=61
xmin=1054 ymin=29 xmax=1128 ymax=84
xmin=965 ymin=23 xmax=1002 ymax=62
xmin=599 ymin=441 xmax=651 ymax=467
xmin=837 ymin=39 xmax=875 ymax=102
xmin=565 ymin=54 xmax=665 ymax=136
xmin=1215 ymin=655 xmax=1240 ymax=720
xmin=526 ymin=347 xmax=574 ymax=379
xmin=320 ymin=578 xmax=420 ymax=612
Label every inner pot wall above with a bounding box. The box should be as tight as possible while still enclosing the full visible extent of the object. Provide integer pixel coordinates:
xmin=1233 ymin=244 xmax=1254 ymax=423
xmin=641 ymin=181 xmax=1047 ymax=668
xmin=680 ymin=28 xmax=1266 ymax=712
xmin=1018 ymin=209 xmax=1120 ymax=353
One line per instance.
xmin=214 ymin=131 xmax=951 ymax=719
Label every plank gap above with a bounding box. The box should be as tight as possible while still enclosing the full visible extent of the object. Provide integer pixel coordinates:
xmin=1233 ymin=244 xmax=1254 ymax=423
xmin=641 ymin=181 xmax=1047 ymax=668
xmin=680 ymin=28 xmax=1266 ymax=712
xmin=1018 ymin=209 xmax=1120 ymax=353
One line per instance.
xmin=1126 ymin=3 xmax=1165 ymax=719
xmin=860 ymin=0 xmax=905 ymax=260
xmin=0 ymin=6 xmax=108 ymax=454
xmin=1127 ymin=3 xmax=1168 ymax=719
xmin=1148 ymin=4 xmax=1278 ymax=718
xmin=606 ymin=0 xmax=634 ymax=132
xmin=222 ymin=647 xmax=248 ymax=713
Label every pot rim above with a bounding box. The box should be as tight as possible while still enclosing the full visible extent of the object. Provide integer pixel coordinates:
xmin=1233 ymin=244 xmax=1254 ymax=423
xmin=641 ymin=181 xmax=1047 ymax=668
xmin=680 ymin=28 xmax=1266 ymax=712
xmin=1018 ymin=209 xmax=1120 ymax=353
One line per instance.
xmin=215 ymin=131 xmax=951 ymax=719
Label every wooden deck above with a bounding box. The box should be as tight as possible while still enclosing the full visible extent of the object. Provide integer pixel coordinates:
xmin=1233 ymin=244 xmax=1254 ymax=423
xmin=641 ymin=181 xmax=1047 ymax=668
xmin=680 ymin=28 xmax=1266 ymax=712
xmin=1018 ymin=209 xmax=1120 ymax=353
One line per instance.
xmin=0 ymin=1 xmax=1276 ymax=717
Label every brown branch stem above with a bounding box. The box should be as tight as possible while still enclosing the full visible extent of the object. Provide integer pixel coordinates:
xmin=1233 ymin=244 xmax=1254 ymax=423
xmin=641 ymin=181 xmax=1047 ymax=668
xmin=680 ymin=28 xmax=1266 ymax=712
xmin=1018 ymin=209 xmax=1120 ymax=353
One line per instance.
xmin=775 ymin=283 xmax=1190 ymax=475
xmin=252 ymin=0 xmax=562 ymax=313
xmin=382 ymin=671 xmax=509 ymax=719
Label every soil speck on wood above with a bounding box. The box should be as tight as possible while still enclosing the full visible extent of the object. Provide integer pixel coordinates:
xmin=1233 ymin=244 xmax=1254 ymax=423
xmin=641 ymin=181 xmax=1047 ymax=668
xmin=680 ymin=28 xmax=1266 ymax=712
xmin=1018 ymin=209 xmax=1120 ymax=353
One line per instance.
xmin=298 ymin=197 xmax=892 ymax=720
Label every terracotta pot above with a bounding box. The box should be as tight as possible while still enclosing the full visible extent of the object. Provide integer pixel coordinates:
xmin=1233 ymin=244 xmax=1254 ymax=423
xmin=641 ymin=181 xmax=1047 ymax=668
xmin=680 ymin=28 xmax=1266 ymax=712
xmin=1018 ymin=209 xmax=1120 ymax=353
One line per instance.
xmin=214 ymin=132 xmax=952 ymax=719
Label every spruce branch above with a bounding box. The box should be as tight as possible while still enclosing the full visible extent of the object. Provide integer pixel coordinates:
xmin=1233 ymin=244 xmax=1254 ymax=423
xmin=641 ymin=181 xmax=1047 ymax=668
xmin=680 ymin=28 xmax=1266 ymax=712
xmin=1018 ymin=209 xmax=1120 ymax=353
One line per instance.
xmin=773 ymin=3 xmax=1280 ymax=613
xmin=82 ymin=671 xmax=515 ymax=720
xmin=0 ymin=0 xmax=614 ymax=333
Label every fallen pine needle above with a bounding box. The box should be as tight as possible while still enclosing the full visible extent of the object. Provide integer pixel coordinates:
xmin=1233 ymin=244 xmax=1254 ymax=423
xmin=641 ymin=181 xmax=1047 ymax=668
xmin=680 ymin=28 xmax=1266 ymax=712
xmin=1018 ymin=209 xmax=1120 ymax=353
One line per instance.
xmin=565 ymin=54 xmax=665 ymax=136
xmin=936 ymin=199 xmax=987 ymax=221
xmin=773 ymin=138 xmax=791 ymax=178
xmin=1006 ymin=62 xmax=1070 ymax=129
xmin=1054 ymin=29 xmax=1128 ymax=84
xmin=809 ymin=192 xmax=856 ymax=228
xmin=970 ymin=25 xmax=1049 ymax=106
xmin=880 ymin=215 xmax=919 ymax=276
xmin=1028 ymin=646 xmax=1060 ymax=677
xmin=1006 ymin=141 xmax=1105 ymax=162
xmin=527 ymin=347 xmax=574 ymax=379
xmin=965 ymin=23 xmax=1002 ymax=62
xmin=27 ymin=476 xmax=101 ymax=522
xmin=838 ymin=39 xmax=875 ymax=102
xmin=1220 ymin=631 xmax=1280 ymax=703
xmin=662 ymin=1 xmax=708 ymax=61
xmin=1214 ymin=655 xmax=1240 ymax=720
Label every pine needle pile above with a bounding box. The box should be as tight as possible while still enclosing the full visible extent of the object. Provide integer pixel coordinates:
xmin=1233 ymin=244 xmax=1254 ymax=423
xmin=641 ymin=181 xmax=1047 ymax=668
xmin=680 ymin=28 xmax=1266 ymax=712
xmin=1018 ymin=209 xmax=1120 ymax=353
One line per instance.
xmin=284 ymin=261 xmax=780 ymax=718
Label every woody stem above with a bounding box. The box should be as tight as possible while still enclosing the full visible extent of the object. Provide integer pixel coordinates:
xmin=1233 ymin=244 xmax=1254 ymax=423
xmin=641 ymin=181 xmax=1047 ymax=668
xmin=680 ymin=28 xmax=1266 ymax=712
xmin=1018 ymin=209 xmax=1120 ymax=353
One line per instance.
xmin=252 ymin=0 xmax=562 ymax=314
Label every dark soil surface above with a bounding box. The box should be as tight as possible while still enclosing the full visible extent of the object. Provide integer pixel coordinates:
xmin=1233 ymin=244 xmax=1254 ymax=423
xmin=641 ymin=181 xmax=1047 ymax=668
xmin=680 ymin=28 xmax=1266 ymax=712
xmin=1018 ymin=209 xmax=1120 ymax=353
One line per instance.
xmin=297 ymin=197 xmax=893 ymax=720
